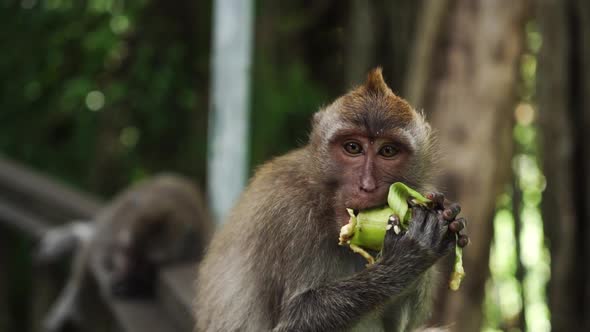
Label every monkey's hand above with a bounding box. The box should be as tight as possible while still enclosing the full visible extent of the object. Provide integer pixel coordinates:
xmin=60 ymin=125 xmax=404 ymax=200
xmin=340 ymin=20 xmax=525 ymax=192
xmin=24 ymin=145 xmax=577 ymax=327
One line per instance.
xmin=424 ymin=192 xmax=468 ymax=248
xmin=380 ymin=194 xmax=468 ymax=270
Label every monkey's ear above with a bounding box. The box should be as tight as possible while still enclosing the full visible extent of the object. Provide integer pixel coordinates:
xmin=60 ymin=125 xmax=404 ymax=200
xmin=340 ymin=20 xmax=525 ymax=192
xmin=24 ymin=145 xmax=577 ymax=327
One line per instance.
xmin=364 ymin=67 xmax=393 ymax=95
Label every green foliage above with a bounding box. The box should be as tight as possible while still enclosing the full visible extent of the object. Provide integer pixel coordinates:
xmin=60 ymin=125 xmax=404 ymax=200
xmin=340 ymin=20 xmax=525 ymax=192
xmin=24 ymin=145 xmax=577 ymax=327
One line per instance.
xmin=0 ymin=0 xmax=211 ymax=195
xmin=250 ymin=62 xmax=329 ymax=168
xmin=482 ymin=20 xmax=550 ymax=332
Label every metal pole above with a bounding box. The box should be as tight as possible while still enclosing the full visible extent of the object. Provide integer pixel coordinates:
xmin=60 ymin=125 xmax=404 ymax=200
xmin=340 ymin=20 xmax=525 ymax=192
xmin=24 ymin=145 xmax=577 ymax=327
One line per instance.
xmin=208 ymin=0 xmax=254 ymax=223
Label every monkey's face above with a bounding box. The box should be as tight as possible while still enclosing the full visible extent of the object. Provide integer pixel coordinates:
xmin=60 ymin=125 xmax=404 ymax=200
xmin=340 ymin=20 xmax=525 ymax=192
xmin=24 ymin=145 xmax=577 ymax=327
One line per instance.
xmin=310 ymin=68 xmax=432 ymax=225
xmin=328 ymin=128 xmax=413 ymax=217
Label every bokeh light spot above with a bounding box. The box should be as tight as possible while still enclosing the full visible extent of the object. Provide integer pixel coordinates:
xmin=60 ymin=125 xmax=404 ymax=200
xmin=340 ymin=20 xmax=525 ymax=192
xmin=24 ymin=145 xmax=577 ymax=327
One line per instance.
xmin=85 ymin=91 xmax=105 ymax=111
xmin=515 ymin=103 xmax=535 ymax=125
xmin=120 ymin=126 xmax=140 ymax=148
xmin=110 ymin=15 xmax=130 ymax=35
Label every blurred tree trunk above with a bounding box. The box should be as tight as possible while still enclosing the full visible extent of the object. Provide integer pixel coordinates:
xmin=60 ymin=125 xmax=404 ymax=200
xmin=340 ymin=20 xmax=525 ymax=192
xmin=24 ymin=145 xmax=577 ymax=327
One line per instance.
xmin=404 ymin=0 xmax=449 ymax=107
xmin=537 ymin=0 xmax=590 ymax=330
xmin=346 ymin=0 xmax=423 ymax=92
xmin=383 ymin=0 xmax=422 ymax=94
xmin=345 ymin=0 xmax=375 ymax=86
xmin=405 ymin=1 xmax=528 ymax=331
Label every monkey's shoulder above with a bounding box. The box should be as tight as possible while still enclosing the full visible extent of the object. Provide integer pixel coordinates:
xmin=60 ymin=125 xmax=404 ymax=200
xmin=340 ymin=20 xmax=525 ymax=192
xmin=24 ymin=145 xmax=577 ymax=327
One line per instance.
xmin=252 ymin=147 xmax=311 ymax=178
xmin=220 ymin=147 xmax=332 ymax=245
xmin=245 ymin=148 xmax=320 ymax=201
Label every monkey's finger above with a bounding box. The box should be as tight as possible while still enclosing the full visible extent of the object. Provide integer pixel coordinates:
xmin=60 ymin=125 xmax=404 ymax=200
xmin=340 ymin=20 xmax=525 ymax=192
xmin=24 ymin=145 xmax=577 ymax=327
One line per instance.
xmin=457 ymin=234 xmax=470 ymax=248
xmin=387 ymin=215 xmax=403 ymax=235
xmin=442 ymin=203 xmax=461 ymax=221
xmin=448 ymin=218 xmax=466 ymax=233
xmin=425 ymin=192 xmax=445 ymax=209
xmin=445 ymin=233 xmax=456 ymax=254
xmin=383 ymin=215 xmax=403 ymax=256
xmin=436 ymin=221 xmax=455 ymax=254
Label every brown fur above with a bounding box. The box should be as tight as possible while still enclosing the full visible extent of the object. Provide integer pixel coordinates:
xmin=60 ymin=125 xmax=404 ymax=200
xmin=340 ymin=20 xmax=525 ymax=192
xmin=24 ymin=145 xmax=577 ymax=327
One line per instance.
xmin=347 ymin=67 xmax=416 ymax=128
xmin=195 ymin=69 xmax=442 ymax=332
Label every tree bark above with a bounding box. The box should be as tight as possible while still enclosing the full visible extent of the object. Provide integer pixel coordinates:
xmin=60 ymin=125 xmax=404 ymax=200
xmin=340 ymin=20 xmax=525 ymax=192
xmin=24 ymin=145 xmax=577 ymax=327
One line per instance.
xmin=345 ymin=0 xmax=375 ymax=86
xmin=537 ymin=0 xmax=590 ymax=330
xmin=346 ymin=0 xmax=422 ymax=93
xmin=406 ymin=1 xmax=528 ymax=331
xmin=404 ymin=0 xmax=450 ymax=108
xmin=580 ymin=0 xmax=590 ymax=327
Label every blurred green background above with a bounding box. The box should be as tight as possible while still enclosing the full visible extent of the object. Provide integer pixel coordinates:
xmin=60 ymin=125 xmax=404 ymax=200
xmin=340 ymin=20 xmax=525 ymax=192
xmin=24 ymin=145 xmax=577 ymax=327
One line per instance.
xmin=1 ymin=0 xmax=589 ymax=332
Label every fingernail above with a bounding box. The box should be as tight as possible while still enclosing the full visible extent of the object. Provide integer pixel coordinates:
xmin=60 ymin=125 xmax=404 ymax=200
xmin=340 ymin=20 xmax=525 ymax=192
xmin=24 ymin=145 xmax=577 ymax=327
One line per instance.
xmin=389 ymin=215 xmax=399 ymax=224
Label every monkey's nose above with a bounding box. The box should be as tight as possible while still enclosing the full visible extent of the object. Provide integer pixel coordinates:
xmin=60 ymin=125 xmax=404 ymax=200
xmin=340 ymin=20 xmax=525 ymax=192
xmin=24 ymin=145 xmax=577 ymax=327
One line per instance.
xmin=360 ymin=177 xmax=377 ymax=192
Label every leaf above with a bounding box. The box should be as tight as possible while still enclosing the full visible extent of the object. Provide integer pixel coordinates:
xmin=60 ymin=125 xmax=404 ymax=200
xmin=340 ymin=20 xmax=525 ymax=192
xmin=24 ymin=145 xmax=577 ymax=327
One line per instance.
xmin=349 ymin=207 xmax=394 ymax=251
xmin=387 ymin=182 xmax=430 ymax=228
xmin=338 ymin=208 xmax=358 ymax=245
xmin=449 ymin=234 xmax=465 ymax=291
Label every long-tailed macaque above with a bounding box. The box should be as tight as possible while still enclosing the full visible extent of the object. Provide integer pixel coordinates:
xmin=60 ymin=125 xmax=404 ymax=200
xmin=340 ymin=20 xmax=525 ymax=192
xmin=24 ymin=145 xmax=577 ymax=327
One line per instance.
xmin=194 ymin=68 xmax=468 ymax=332
xmin=39 ymin=174 xmax=213 ymax=332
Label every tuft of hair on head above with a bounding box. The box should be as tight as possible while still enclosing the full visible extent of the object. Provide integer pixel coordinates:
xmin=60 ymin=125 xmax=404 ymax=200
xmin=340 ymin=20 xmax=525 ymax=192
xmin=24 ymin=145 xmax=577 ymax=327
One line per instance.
xmin=363 ymin=67 xmax=394 ymax=96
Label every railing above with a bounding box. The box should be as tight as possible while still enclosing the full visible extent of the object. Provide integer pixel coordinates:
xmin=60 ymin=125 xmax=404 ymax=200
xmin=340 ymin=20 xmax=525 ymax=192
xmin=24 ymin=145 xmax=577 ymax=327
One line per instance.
xmin=0 ymin=156 xmax=196 ymax=332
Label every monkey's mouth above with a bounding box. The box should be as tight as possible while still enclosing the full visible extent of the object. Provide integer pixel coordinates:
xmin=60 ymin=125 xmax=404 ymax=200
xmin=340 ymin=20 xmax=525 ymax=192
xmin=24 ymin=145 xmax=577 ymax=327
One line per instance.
xmin=351 ymin=203 xmax=388 ymax=213
xmin=338 ymin=201 xmax=386 ymax=227
xmin=346 ymin=192 xmax=388 ymax=211
xmin=337 ymin=189 xmax=389 ymax=226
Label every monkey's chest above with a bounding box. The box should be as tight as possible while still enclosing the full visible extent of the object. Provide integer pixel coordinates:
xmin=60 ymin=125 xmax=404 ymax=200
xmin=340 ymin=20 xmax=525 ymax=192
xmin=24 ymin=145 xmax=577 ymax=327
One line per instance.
xmin=350 ymin=311 xmax=385 ymax=332
xmin=334 ymin=256 xmax=411 ymax=332
xmin=331 ymin=250 xmax=410 ymax=332
xmin=349 ymin=301 xmax=410 ymax=332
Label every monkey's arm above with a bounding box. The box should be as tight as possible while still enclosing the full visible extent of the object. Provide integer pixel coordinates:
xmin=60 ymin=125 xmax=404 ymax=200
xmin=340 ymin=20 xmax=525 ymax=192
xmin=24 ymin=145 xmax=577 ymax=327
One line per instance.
xmin=274 ymin=206 xmax=451 ymax=332
xmin=37 ymin=221 xmax=94 ymax=263
xmin=274 ymin=256 xmax=432 ymax=332
xmin=42 ymin=234 xmax=94 ymax=332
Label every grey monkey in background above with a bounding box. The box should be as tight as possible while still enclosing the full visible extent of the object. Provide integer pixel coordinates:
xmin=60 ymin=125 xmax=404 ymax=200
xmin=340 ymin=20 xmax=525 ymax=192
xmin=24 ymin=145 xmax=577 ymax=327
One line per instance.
xmin=39 ymin=174 xmax=213 ymax=332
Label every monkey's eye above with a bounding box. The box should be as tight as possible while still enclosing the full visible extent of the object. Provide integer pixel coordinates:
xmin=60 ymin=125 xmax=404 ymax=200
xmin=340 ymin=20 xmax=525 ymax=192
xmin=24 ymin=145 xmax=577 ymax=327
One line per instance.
xmin=343 ymin=142 xmax=363 ymax=155
xmin=379 ymin=145 xmax=399 ymax=158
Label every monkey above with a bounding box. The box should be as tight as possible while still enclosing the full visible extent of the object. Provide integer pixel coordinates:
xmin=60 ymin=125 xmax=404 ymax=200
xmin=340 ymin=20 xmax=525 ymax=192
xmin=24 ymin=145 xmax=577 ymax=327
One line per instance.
xmin=38 ymin=174 xmax=213 ymax=332
xmin=194 ymin=68 xmax=469 ymax=332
